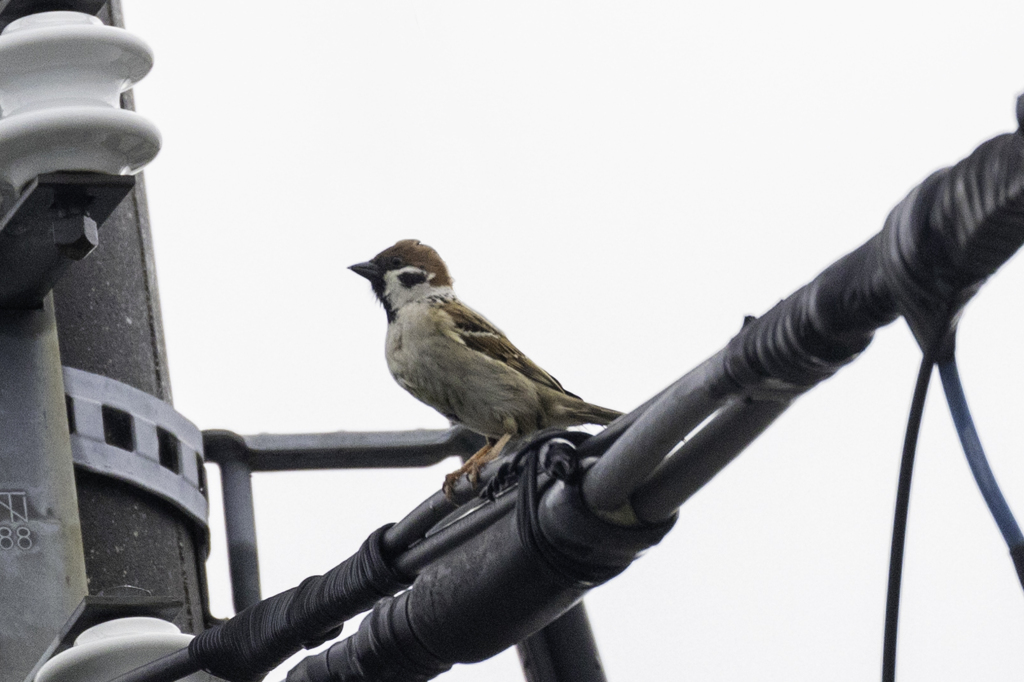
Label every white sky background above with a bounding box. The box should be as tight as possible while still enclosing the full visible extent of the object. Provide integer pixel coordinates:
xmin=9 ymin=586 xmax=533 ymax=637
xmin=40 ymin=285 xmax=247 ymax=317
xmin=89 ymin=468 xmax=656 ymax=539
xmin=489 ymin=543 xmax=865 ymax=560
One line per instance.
xmin=122 ymin=2 xmax=1024 ymax=680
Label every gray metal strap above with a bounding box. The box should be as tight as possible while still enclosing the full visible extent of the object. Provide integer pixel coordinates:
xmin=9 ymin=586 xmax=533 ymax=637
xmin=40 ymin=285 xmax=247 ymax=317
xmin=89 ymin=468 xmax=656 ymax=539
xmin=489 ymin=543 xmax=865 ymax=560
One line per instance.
xmin=62 ymin=367 xmax=208 ymax=530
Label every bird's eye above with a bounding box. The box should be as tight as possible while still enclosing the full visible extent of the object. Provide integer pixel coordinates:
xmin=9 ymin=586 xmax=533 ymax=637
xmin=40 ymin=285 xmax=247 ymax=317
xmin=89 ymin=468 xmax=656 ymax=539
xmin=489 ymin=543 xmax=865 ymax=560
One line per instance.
xmin=390 ymin=256 xmax=404 ymax=268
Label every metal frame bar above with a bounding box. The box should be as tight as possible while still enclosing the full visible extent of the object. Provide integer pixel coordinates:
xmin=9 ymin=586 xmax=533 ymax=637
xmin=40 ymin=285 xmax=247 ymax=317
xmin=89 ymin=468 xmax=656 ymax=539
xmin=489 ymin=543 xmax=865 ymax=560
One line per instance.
xmin=517 ymin=603 xmax=607 ymax=682
xmin=201 ymin=427 xmax=484 ymax=611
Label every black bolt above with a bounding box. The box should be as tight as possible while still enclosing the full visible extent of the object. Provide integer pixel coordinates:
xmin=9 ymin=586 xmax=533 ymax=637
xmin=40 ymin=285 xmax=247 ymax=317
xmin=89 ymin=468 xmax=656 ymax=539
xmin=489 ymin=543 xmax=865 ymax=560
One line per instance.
xmin=53 ymin=214 xmax=98 ymax=260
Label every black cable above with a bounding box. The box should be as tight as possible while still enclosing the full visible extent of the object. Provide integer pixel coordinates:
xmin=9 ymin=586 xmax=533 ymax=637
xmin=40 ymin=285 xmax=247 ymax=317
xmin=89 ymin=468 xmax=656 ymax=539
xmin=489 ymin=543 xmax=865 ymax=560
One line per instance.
xmin=881 ymin=351 xmax=935 ymax=682
xmin=106 ymin=647 xmax=196 ymax=682
xmin=938 ymin=356 xmax=1024 ymax=590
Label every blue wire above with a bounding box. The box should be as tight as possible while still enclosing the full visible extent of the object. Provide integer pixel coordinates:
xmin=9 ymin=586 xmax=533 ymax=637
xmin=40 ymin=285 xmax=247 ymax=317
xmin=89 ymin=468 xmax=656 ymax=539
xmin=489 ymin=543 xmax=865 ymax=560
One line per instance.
xmin=937 ymin=357 xmax=1024 ymax=549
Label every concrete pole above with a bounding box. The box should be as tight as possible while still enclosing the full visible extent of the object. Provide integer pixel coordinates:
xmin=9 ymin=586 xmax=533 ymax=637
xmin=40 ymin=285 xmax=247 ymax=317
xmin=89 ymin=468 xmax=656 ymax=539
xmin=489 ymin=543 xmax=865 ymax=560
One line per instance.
xmin=48 ymin=0 xmax=209 ymax=638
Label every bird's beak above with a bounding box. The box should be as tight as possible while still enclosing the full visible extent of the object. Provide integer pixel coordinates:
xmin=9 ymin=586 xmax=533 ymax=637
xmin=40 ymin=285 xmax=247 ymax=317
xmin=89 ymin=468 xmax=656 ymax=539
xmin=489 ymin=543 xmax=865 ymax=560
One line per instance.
xmin=348 ymin=261 xmax=383 ymax=281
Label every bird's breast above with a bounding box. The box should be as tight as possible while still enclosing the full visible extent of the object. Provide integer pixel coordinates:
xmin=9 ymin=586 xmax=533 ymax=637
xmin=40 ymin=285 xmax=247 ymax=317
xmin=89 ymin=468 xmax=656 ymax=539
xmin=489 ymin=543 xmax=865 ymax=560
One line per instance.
xmin=384 ymin=305 xmax=451 ymax=401
xmin=383 ymin=302 xmax=554 ymax=438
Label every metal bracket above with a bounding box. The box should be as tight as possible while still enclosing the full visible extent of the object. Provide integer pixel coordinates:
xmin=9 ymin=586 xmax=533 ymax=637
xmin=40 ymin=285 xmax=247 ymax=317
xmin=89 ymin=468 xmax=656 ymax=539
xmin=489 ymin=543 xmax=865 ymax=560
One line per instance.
xmin=0 ymin=0 xmax=110 ymax=30
xmin=201 ymin=425 xmax=483 ymax=613
xmin=21 ymin=594 xmax=183 ymax=682
xmin=0 ymin=173 xmax=135 ymax=309
xmin=63 ymin=367 xmax=209 ymax=536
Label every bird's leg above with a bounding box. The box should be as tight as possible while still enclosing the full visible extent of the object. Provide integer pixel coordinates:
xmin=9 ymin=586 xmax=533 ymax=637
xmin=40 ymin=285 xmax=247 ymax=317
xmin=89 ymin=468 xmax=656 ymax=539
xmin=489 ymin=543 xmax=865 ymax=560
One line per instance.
xmin=443 ymin=439 xmax=492 ymax=499
xmin=467 ymin=433 xmax=511 ymax=487
xmin=443 ymin=433 xmax=512 ymax=500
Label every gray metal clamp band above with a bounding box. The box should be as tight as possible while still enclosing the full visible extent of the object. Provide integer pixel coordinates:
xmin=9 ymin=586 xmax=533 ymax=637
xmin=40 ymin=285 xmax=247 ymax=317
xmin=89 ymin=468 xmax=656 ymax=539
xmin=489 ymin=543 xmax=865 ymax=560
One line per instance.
xmin=63 ymin=367 xmax=209 ymax=531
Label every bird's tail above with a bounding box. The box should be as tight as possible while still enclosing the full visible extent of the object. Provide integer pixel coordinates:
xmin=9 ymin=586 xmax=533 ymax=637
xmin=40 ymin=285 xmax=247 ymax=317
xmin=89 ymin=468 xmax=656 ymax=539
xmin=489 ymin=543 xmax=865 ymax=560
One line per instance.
xmin=579 ymin=401 xmax=623 ymax=425
xmin=553 ymin=396 xmax=623 ymax=427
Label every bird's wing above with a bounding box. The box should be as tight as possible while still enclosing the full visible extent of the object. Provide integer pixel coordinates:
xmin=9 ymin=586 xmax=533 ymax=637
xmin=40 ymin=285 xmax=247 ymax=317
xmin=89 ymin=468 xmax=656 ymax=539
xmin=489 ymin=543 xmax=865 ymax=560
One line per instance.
xmin=442 ymin=301 xmax=580 ymax=398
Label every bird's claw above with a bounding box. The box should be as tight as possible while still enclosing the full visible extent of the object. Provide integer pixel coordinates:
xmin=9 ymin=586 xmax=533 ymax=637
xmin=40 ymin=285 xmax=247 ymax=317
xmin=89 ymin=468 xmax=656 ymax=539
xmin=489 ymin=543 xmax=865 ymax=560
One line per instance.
xmin=442 ymin=471 xmax=462 ymax=501
xmin=442 ymin=460 xmax=484 ymax=502
xmin=441 ymin=434 xmax=509 ymax=502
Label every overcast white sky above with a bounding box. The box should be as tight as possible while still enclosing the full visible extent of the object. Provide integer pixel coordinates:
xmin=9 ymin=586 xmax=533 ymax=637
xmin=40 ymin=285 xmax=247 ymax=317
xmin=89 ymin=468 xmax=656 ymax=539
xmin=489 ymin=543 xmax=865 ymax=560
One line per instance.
xmin=124 ymin=2 xmax=1024 ymax=680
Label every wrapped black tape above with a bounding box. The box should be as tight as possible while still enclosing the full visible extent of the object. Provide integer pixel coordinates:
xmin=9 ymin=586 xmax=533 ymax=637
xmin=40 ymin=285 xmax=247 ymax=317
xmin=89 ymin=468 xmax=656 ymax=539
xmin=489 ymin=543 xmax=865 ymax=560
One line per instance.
xmin=191 ymin=525 xmax=411 ymax=682
xmin=725 ymin=129 xmax=1024 ymax=391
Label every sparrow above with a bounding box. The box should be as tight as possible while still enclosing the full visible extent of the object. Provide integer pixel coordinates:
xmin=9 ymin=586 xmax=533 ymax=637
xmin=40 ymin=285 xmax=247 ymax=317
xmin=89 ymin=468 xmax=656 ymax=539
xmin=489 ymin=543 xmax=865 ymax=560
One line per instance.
xmin=349 ymin=239 xmax=622 ymax=498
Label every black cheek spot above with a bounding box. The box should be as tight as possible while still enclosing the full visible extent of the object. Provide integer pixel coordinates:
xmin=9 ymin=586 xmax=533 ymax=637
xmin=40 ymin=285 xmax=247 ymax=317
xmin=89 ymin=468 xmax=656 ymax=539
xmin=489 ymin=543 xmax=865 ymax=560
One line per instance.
xmin=398 ymin=271 xmax=428 ymax=288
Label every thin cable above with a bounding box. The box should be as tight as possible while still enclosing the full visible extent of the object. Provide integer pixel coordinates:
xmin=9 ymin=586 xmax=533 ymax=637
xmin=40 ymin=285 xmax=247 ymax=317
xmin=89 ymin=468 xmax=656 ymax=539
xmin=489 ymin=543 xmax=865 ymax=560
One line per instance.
xmin=106 ymin=647 xmax=196 ymax=682
xmin=882 ymin=352 xmax=935 ymax=682
xmin=938 ymin=356 xmax=1024 ymax=589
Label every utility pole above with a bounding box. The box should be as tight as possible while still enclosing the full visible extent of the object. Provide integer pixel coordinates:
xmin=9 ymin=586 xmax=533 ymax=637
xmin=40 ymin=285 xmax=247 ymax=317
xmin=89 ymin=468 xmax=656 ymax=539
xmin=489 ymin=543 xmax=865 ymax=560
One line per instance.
xmin=0 ymin=3 xmax=208 ymax=680
xmin=52 ymin=0 xmax=209 ymax=638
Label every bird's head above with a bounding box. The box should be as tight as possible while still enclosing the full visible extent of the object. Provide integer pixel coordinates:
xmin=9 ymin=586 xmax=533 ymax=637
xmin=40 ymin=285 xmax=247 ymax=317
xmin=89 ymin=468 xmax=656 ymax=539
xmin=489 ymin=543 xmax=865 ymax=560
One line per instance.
xmin=349 ymin=239 xmax=454 ymax=319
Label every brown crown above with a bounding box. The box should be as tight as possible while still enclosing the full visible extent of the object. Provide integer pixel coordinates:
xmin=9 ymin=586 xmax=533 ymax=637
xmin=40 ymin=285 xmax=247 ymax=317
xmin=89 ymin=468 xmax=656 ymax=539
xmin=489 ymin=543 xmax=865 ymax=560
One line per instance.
xmin=372 ymin=239 xmax=453 ymax=287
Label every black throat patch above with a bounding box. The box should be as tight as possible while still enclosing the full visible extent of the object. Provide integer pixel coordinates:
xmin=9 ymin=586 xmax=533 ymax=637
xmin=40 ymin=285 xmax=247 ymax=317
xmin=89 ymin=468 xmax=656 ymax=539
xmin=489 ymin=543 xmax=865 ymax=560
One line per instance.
xmin=369 ymin=279 xmax=396 ymax=322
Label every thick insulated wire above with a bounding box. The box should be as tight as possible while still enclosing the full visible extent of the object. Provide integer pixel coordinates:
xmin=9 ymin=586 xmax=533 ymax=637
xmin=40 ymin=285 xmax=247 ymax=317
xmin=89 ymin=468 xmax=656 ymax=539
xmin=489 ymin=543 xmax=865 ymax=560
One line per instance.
xmin=190 ymin=525 xmax=412 ymax=682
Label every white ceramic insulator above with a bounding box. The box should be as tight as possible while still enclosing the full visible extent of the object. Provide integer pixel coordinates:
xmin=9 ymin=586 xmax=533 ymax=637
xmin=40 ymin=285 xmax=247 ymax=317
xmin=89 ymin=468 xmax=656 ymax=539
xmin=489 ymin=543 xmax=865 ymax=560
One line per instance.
xmin=34 ymin=616 xmax=214 ymax=682
xmin=0 ymin=11 xmax=161 ymax=204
